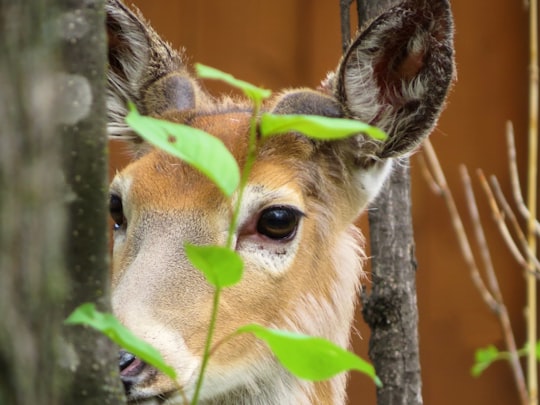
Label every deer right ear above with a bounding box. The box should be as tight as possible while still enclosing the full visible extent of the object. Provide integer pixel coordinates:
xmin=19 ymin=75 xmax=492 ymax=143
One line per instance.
xmin=106 ymin=0 xmax=201 ymax=139
xmin=330 ymin=0 xmax=455 ymax=159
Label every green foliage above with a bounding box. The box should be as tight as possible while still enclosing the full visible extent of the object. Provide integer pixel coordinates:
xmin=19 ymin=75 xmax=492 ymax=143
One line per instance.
xmin=471 ymin=345 xmax=501 ymax=377
xmin=237 ymin=324 xmax=381 ymax=386
xmin=125 ymin=103 xmax=240 ymax=197
xmin=195 ymin=63 xmax=272 ymax=103
xmin=185 ymin=244 xmax=244 ymax=288
xmin=196 ymin=64 xmax=386 ymax=143
xmin=260 ymin=113 xmax=387 ymax=141
xmin=521 ymin=340 xmax=540 ymax=361
xmin=68 ymin=65 xmax=383 ymax=405
xmin=471 ymin=341 xmax=540 ymax=377
xmin=65 ymin=303 xmax=177 ymax=380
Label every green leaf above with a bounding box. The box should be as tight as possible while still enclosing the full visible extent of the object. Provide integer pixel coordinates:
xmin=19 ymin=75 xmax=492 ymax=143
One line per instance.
xmin=471 ymin=345 xmax=500 ymax=377
xmin=236 ymin=324 xmax=381 ymax=386
xmin=195 ymin=64 xmax=272 ymax=103
xmin=260 ymin=113 xmax=387 ymax=141
xmin=65 ymin=303 xmax=176 ymax=379
xmin=125 ymin=103 xmax=240 ymax=197
xmin=185 ymin=244 xmax=244 ymax=288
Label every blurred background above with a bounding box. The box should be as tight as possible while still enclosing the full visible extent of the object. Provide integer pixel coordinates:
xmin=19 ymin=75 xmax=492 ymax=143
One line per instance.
xmin=110 ymin=1 xmax=531 ymax=404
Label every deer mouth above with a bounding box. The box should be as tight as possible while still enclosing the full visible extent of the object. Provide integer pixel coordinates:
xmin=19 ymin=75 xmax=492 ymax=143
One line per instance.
xmin=119 ymin=351 xmax=180 ymax=404
xmin=120 ymin=351 xmax=145 ymax=377
xmin=119 ymin=351 xmax=155 ymax=397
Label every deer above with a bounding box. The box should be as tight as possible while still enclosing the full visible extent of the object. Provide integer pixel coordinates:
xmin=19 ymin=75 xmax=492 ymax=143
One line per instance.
xmin=105 ymin=0 xmax=454 ymax=403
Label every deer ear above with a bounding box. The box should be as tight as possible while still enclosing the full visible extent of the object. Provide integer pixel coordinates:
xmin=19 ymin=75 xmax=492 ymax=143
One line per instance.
xmin=271 ymin=89 xmax=343 ymax=118
xmin=333 ymin=0 xmax=455 ymax=159
xmin=106 ymin=0 xmax=201 ymax=139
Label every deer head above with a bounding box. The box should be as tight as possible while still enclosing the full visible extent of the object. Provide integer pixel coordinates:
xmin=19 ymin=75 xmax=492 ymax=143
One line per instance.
xmin=105 ymin=0 xmax=454 ymax=403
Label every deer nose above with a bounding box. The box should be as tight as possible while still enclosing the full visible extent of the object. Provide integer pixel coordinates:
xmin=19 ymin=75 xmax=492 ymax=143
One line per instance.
xmin=119 ymin=350 xmax=136 ymax=373
xmin=119 ymin=350 xmax=146 ymax=394
xmin=119 ymin=350 xmax=145 ymax=376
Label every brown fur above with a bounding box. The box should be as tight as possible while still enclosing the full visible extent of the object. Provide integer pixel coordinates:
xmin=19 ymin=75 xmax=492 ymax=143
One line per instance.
xmin=105 ymin=0 xmax=454 ymax=403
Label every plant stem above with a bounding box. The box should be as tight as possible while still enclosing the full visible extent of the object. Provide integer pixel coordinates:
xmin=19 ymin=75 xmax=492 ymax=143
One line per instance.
xmin=527 ymin=0 xmax=539 ymax=404
xmin=226 ymin=100 xmax=261 ymax=248
xmin=190 ymin=287 xmax=222 ymax=405
xmin=191 ymin=100 xmax=262 ymax=404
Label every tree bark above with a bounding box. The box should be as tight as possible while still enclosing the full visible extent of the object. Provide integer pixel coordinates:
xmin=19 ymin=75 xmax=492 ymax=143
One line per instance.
xmin=355 ymin=0 xmax=400 ymax=27
xmin=363 ymin=163 xmax=422 ymax=405
xmin=0 ymin=0 xmax=125 ymax=403
xmin=340 ymin=2 xmax=423 ymax=405
xmin=0 ymin=2 xmax=68 ymax=402
xmin=57 ymin=0 xmax=125 ymax=403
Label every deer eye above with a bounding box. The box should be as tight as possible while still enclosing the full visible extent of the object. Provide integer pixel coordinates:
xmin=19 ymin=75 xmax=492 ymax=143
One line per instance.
xmin=256 ymin=206 xmax=303 ymax=240
xmin=109 ymin=194 xmax=125 ymax=230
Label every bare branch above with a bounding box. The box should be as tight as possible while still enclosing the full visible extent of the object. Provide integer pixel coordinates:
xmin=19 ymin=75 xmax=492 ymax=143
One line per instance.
xmin=475 ymin=170 xmax=530 ymax=271
xmin=507 ymin=122 xmax=540 ymax=236
xmin=422 ymin=141 xmax=497 ymax=310
xmin=422 ymin=141 xmax=528 ymax=404
xmin=339 ymin=0 xmax=354 ymax=52
xmin=460 ymin=167 xmax=504 ymax=302
xmin=460 ymin=167 xmax=528 ymax=405
xmin=489 ymin=176 xmax=540 ymax=274
xmin=417 ymin=154 xmax=443 ymax=195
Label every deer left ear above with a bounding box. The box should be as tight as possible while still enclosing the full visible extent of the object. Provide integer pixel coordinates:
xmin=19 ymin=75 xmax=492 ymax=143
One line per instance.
xmin=332 ymin=0 xmax=455 ymax=159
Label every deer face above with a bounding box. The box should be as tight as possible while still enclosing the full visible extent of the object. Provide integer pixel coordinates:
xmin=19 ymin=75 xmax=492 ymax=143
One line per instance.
xmin=109 ymin=110 xmax=389 ymax=403
xmin=105 ymin=1 xmax=454 ymax=403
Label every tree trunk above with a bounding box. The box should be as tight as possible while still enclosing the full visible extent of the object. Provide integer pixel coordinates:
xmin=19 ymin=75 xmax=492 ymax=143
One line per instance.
xmin=340 ymin=2 xmax=424 ymax=405
xmin=355 ymin=0 xmax=400 ymax=28
xmin=0 ymin=1 xmax=125 ymax=403
xmin=363 ymin=163 xmax=422 ymax=405
xmin=0 ymin=2 xmax=68 ymax=402
xmin=58 ymin=0 xmax=126 ymax=403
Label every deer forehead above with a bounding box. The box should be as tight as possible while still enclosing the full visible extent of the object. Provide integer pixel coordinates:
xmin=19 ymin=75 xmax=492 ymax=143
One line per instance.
xmin=110 ymin=112 xmax=322 ymax=230
xmin=114 ymin=150 xmax=228 ymax=212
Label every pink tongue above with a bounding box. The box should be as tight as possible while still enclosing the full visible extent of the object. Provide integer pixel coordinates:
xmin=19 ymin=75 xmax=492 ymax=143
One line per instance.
xmin=121 ymin=357 xmax=144 ymax=377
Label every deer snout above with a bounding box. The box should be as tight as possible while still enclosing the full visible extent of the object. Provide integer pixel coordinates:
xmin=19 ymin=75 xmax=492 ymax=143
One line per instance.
xmin=119 ymin=350 xmax=146 ymax=392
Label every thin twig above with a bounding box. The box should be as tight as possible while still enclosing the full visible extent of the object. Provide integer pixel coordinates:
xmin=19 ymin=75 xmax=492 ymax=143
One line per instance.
xmin=489 ymin=176 xmax=540 ymax=274
xmin=460 ymin=166 xmax=528 ymax=404
xmin=421 ymin=141 xmax=529 ymax=404
xmin=421 ymin=141 xmax=497 ymax=310
xmin=417 ymin=154 xmax=443 ymax=195
xmin=477 ymin=171 xmax=530 ymax=271
xmin=527 ymin=0 xmax=539 ymax=401
xmin=461 ymin=166 xmax=501 ymax=300
xmin=507 ymin=123 xmax=540 ymax=236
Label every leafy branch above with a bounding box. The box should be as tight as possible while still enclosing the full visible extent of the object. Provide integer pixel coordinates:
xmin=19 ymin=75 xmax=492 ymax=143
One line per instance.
xmin=472 ymin=342 xmax=540 ymax=379
xmin=66 ymin=64 xmax=386 ymax=404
